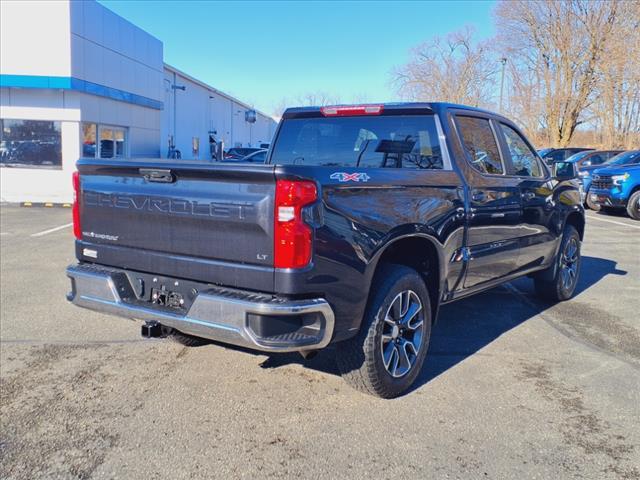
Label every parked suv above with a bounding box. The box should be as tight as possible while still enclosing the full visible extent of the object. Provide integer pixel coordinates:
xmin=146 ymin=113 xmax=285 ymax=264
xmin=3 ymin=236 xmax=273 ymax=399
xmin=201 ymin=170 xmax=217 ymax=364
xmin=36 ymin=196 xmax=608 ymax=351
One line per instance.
xmin=583 ymin=150 xmax=640 ymax=210
xmin=67 ymin=103 xmax=585 ymax=397
xmin=538 ymin=147 xmax=593 ymax=165
xmin=590 ymin=161 xmax=640 ymax=220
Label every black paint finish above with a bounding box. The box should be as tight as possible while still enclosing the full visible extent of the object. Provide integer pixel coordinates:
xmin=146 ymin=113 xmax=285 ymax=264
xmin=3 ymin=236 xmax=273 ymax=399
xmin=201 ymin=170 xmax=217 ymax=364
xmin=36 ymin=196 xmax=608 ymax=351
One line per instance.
xmin=74 ymin=103 xmax=584 ymax=344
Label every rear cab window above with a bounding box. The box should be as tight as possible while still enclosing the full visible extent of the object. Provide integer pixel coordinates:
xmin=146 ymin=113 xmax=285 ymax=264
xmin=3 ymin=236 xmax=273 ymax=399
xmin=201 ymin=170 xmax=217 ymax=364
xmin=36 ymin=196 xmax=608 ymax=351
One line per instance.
xmin=270 ymin=114 xmax=449 ymax=170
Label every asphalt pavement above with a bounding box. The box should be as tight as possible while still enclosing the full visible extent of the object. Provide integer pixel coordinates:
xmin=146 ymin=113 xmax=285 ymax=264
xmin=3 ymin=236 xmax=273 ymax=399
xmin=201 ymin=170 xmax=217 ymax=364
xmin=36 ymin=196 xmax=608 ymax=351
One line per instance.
xmin=1 ymin=205 xmax=639 ymax=479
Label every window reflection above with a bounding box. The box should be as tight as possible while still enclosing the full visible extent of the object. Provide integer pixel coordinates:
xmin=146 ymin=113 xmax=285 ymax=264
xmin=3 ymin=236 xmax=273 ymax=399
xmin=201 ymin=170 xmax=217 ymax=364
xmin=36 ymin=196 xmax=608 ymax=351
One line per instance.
xmin=82 ymin=123 xmax=97 ymax=157
xmin=99 ymin=126 xmax=126 ymax=158
xmin=456 ymin=116 xmax=504 ymax=175
xmin=0 ymin=119 xmax=62 ymax=169
xmin=499 ymin=123 xmax=542 ymax=177
xmin=271 ymin=115 xmax=444 ymax=169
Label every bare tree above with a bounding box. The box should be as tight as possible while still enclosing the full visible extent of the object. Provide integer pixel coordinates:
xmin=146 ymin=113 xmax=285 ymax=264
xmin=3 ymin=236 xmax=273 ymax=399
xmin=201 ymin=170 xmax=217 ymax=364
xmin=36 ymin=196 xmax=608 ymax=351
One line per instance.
xmin=591 ymin=1 xmax=640 ymax=149
xmin=502 ymin=62 xmax=548 ymax=145
xmin=295 ymin=91 xmax=341 ymax=107
xmin=271 ymin=91 xmax=342 ymax=120
xmin=496 ymin=0 xmax=624 ymax=147
xmin=393 ymin=27 xmax=497 ymax=107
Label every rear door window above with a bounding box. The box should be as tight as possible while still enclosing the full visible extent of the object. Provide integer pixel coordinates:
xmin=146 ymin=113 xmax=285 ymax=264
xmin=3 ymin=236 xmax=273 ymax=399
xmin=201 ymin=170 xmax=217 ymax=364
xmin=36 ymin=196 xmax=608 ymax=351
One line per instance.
xmin=455 ymin=116 xmax=504 ymax=175
xmin=271 ymin=115 xmax=445 ymax=169
xmin=499 ymin=123 xmax=543 ymax=177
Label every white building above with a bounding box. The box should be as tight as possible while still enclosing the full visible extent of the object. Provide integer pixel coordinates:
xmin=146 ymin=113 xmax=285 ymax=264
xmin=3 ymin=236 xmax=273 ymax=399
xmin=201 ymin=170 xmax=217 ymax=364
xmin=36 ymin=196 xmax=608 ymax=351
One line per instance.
xmin=0 ymin=0 xmax=277 ymax=203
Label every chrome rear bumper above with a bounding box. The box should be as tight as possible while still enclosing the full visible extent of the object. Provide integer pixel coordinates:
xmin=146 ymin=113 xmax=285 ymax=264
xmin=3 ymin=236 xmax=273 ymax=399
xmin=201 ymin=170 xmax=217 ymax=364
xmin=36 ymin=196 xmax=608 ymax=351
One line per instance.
xmin=66 ymin=264 xmax=334 ymax=352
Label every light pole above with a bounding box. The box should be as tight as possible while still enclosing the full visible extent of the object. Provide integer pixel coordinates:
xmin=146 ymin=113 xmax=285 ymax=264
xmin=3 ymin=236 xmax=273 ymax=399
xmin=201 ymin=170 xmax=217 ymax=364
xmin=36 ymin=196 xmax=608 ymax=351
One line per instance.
xmin=499 ymin=57 xmax=507 ymax=113
xmin=170 ymin=82 xmax=185 ymax=157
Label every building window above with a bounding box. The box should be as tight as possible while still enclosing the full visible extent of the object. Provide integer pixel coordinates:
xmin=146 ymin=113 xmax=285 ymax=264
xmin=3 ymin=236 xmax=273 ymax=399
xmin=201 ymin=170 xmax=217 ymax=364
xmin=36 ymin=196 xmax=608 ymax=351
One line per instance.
xmin=0 ymin=119 xmax=62 ymax=169
xmin=81 ymin=123 xmax=127 ymax=158
xmin=99 ymin=126 xmax=126 ymax=158
xmin=82 ymin=123 xmax=127 ymax=158
xmin=82 ymin=123 xmax=97 ymax=157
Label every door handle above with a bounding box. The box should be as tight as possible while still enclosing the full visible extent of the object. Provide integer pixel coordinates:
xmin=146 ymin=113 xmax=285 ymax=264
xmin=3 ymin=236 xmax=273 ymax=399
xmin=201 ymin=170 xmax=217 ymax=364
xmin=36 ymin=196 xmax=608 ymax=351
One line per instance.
xmin=471 ymin=191 xmax=486 ymax=202
xmin=522 ymin=191 xmax=536 ymax=201
xmin=140 ymin=168 xmax=175 ymax=183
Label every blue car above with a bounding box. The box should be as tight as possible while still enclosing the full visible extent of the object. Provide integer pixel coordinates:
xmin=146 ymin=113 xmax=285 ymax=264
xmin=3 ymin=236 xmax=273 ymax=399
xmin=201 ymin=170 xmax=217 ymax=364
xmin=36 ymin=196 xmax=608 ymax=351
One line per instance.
xmin=589 ymin=163 xmax=640 ymax=220
xmin=580 ymin=150 xmax=640 ymax=209
xmin=565 ymin=149 xmax=622 ymax=170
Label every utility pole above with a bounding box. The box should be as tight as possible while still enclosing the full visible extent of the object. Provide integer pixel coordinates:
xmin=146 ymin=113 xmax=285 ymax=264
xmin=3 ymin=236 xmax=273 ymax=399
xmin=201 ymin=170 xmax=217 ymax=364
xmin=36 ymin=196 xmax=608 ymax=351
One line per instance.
xmin=499 ymin=57 xmax=507 ymax=112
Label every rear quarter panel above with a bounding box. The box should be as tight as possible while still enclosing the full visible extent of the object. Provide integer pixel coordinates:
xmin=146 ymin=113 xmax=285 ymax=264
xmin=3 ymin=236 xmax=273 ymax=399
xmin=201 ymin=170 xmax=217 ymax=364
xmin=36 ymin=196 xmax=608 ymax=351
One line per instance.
xmin=274 ymin=165 xmax=465 ymax=340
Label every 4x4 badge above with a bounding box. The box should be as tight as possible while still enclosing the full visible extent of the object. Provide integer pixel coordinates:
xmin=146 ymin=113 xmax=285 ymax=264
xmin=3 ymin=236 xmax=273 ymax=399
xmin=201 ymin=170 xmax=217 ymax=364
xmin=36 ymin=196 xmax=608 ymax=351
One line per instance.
xmin=330 ymin=172 xmax=370 ymax=183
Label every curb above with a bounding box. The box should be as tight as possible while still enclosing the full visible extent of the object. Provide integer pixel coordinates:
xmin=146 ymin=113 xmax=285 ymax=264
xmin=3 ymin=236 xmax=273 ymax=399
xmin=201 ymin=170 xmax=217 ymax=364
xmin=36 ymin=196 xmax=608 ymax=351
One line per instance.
xmin=20 ymin=202 xmax=72 ymax=208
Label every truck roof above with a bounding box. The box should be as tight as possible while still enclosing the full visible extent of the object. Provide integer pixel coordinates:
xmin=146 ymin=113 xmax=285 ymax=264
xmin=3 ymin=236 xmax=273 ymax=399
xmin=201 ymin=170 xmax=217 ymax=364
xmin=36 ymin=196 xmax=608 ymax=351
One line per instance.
xmin=282 ymin=102 xmax=506 ymax=120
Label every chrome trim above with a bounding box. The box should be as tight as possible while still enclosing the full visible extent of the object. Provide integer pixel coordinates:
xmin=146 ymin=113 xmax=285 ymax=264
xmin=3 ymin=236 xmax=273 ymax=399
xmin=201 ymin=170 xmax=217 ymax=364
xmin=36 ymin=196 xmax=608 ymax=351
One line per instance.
xmin=66 ymin=265 xmax=335 ymax=352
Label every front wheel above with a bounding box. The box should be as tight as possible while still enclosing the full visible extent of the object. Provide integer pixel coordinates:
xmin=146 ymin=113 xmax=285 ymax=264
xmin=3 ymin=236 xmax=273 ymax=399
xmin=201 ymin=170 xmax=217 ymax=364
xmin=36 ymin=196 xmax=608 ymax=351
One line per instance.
xmin=585 ymin=189 xmax=600 ymax=211
xmin=626 ymin=191 xmax=640 ymax=220
xmin=335 ymin=264 xmax=432 ymax=398
xmin=534 ymin=225 xmax=581 ymax=301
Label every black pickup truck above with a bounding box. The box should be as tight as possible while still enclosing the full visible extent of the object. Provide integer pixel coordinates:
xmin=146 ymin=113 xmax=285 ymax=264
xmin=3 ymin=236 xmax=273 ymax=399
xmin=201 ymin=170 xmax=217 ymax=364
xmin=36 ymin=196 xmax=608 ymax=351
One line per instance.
xmin=67 ymin=103 xmax=585 ymax=398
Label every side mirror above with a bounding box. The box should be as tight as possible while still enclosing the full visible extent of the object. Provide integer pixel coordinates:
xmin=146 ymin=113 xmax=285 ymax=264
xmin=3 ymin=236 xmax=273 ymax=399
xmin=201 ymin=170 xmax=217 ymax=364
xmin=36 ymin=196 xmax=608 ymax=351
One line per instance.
xmin=554 ymin=161 xmax=577 ymax=181
xmin=582 ymin=160 xmax=592 ymax=167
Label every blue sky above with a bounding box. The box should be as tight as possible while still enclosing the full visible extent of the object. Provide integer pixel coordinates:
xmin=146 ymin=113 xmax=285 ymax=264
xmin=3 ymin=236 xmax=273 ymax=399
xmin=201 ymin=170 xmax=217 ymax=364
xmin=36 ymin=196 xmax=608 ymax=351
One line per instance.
xmin=100 ymin=0 xmax=497 ymax=116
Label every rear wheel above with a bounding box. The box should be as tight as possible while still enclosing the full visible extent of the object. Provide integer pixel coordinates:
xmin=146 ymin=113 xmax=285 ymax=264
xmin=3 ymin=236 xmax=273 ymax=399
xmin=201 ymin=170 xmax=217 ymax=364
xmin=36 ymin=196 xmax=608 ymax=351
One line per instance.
xmin=534 ymin=225 xmax=581 ymax=301
xmin=626 ymin=191 xmax=640 ymax=220
xmin=335 ymin=264 xmax=432 ymax=398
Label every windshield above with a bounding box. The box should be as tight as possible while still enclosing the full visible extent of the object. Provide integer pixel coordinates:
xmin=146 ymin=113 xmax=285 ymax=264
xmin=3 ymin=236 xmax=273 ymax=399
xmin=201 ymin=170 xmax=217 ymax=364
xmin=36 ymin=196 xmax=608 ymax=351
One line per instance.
xmin=604 ymin=150 xmax=640 ymax=166
xmin=566 ymin=151 xmax=591 ymax=162
xmin=271 ymin=115 xmax=444 ymax=169
xmin=538 ymin=148 xmax=553 ymax=157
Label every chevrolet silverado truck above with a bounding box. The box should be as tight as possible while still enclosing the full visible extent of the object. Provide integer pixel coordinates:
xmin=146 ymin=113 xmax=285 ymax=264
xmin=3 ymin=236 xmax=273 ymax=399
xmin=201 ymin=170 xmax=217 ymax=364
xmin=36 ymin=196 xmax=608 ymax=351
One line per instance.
xmin=581 ymin=150 xmax=640 ymax=211
xmin=589 ymin=162 xmax=640 ymax=220
xmin=67 ymin=103 xmax=585 ymax=398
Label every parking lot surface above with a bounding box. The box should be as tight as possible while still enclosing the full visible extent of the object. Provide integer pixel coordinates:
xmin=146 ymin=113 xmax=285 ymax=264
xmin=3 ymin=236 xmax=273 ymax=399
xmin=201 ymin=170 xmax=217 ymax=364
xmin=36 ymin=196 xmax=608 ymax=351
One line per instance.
xmin=1 ymin=205 xmax=639 ymax=479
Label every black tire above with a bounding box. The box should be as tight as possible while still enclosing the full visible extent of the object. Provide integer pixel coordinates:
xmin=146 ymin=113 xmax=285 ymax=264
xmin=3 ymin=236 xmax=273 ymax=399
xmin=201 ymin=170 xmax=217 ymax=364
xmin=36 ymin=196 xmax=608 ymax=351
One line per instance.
xmin=168 ymin=330 xmax=209 ymax=347
xmin=600 ymin=206 xmax=616 ymax=214
xmin=534 ymin=225 xmax=581 ymax=302
xmin=335 ymin=264 xmax=432 ymax=398
xmin=585 ymin=189 xmax=600 ymax=211
xmin=626 ymin=191 xmax=640 ymax=220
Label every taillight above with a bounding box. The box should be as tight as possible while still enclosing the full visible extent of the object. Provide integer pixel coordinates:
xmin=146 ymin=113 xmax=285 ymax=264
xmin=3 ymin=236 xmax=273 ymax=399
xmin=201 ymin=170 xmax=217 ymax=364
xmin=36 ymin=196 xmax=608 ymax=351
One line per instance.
xmin=320 ymin=104 xmax=384 ymax=117
xmin=72 ymin=171 xmax=81 ymax=239
xmin=274 ymin=179 xmax=317 ymax=268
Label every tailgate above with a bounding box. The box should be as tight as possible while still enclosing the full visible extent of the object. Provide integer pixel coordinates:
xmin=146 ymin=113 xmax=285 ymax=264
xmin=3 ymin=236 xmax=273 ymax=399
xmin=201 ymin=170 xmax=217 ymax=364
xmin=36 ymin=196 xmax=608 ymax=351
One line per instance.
xmin=76 ymin=159 xmax=276 ymax=290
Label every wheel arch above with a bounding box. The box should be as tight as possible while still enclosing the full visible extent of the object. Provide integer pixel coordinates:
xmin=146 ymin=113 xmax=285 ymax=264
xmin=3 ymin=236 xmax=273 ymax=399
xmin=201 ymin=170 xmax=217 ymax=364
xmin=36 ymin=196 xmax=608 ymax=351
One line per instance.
xmin=565 ymin=210 xmax=585 ymax=241
xmin=367 ymin=232 xmax=444 ymax=324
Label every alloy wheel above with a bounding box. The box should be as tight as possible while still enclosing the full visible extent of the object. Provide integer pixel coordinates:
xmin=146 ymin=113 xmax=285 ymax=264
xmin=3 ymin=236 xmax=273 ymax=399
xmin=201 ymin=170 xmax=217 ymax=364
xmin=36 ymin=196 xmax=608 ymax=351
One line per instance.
xmin=380 ymin=290 xmax=425 ymax=378
xmin=560 ymin=237 xmax=579 ymax=291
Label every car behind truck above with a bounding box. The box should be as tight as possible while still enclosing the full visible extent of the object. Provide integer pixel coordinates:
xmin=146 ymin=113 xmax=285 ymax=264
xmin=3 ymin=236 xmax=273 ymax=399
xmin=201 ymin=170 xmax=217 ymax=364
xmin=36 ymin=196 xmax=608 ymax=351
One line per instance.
xmin=588 ymin=153 xmax=640 ymax=220
xmin=67 ymin=103 xmax=585 ymax=398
